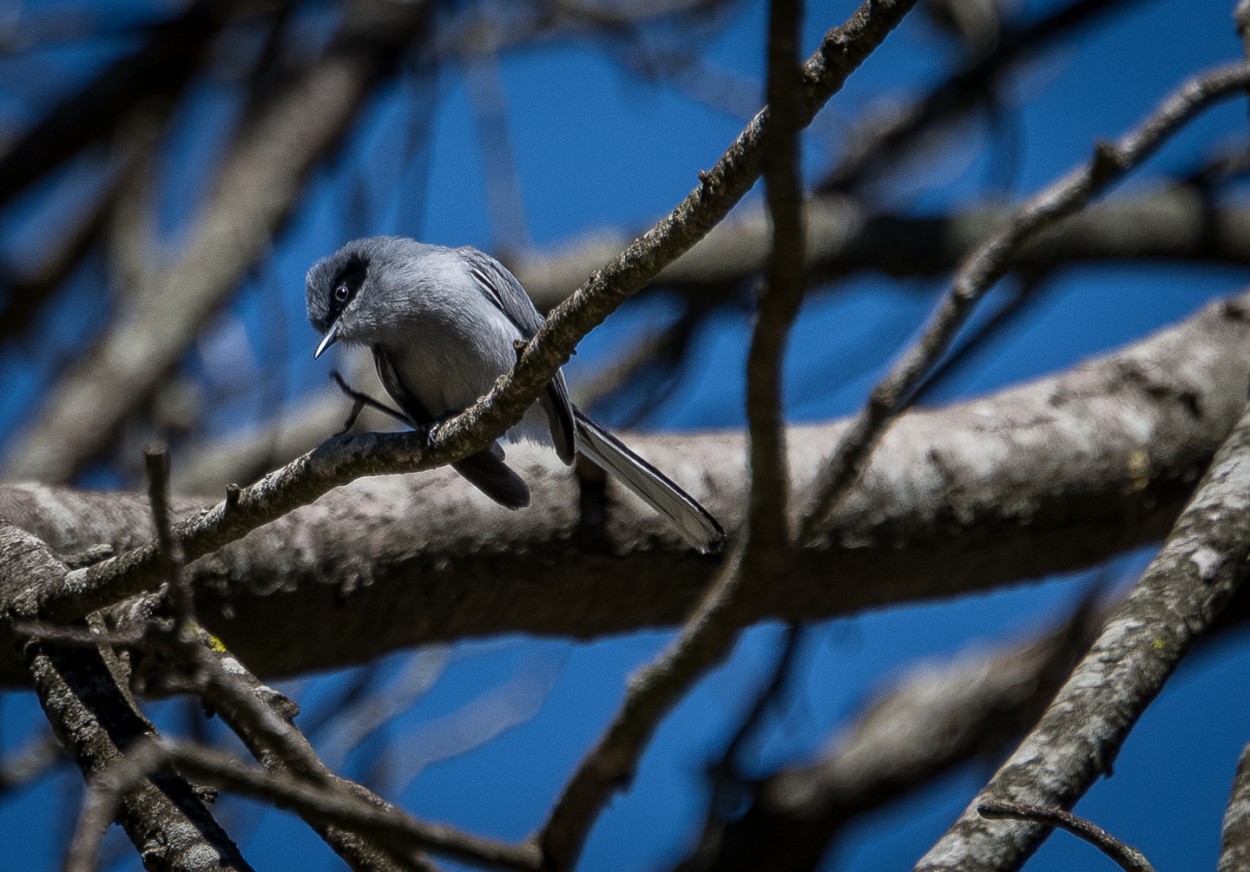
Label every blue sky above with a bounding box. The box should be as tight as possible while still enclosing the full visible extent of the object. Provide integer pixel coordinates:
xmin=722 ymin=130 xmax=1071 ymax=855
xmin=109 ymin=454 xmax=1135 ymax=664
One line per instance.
xmin=2 ymin=0 xmax=1249 ymax=869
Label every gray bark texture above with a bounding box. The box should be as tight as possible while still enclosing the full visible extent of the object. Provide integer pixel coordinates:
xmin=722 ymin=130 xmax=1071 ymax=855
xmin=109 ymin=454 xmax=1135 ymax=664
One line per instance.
xmin=915 ymin=364 xmax=1250 ymax=871
xmin=0 ymin=292 xmax=1247 ymax=685
xmin=0 ymin=524 xmax=251 ymax=871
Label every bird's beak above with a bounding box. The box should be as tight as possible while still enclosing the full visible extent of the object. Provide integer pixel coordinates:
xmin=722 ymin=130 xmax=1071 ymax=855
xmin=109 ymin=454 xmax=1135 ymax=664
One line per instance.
xmin=314 ymin=320 xmax=340 ymax=360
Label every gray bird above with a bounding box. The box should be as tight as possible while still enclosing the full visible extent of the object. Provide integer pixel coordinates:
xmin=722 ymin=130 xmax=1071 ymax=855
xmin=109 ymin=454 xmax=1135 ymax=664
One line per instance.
xmin=306 ymin=237 xmax=725 ymax=553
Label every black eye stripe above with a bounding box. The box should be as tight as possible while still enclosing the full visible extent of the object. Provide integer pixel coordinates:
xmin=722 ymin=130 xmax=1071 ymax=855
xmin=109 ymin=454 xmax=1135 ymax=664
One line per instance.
xmin=325 ymin=253 xmax=368 ymax=322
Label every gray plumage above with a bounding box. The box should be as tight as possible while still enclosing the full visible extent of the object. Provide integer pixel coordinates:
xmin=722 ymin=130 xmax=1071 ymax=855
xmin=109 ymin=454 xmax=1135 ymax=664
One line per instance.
xmin=306 ymin=236 xmax=724 ymax=553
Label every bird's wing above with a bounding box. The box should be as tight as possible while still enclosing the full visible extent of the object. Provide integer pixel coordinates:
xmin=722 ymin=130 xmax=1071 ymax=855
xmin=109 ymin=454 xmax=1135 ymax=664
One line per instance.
xmin=372 ymin=345 xmax=530 ymax=508
xmin=459 ymin=248 xmax=576 ymax=465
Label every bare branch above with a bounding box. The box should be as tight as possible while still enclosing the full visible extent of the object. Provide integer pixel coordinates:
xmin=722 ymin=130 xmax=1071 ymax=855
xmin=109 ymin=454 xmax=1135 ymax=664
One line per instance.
xmin=2 ymin=0 xmax=434 ymax=483
xmin=915 ymin=396 xmax=1250 ymax=870
xmin=1 ymin=290 xmax=1249 ymax=683
xmin=1220 ymin=741 xmax=1250 ymax=872
xmin=163 ymin=742 xmax=543 ymax=871
xmin=0 ymin=523 xmax=252 ymax=871
xmin=144 ymin=443 xmax=193 ymax=627
xmin=747 ymin=0 xmax=806 ymax=551
xmin=800 ymin=62 xmax=1250 ymax=541
xmin=977 ymin=802 xmax=1155 ymax=872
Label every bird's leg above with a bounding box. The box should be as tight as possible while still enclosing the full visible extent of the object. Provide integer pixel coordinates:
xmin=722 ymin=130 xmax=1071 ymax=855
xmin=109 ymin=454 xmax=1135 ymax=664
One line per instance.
xmin=330 ymin=371 xmax=410 ymax=434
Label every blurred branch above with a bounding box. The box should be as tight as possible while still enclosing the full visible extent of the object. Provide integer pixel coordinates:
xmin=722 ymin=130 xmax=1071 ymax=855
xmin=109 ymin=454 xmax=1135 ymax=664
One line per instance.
xmin=799 ymin=62 xmax=1250 ymax=542
xmin=0 ymin=168 xmax=122 ymax=344
xmin=317 ymin=647 xmax=450 ymax=770
xmin=682 ymin=596 xmax=1102 ymax=872
xmin=2 ymin=0 xmax=434 ymax=483
xmin=509 ymin=187 xmax=1250 ymax=312
xmin=0 ymin=731 xmax=63 ymax=794
xmin=1 ymin=289 xmax=1249 ymax=683
xmin=436 ymin=0 xmax=731 ymax=60
xmin=364 ymin=654 xmax=559 ymax=797
xmin=465 ymin=50 xmax=530 ymax=254
xmin=819 ymin=0 xmax=1143 ymax=193
xmin=915 ymin=400 xmax=1250 ymax=870
xmin=0 ymin=0 xmax=236 ymax=208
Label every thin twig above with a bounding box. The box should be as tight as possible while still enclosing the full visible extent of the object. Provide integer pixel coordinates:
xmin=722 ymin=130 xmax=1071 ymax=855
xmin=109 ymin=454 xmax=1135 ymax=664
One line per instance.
xmin=800 ymin=62 xmax=1250 ymax=541
xmin=536 ymin=0 xmax=818 ymax=865
xmin=819 ymin=0 xmax=1142 ymax=193
xmin=144 ymin=443 xmax=193 ymax=629
xmin=162 ymin=742 xmax=541 ymax=871
xmin=977 ymin=801 xmax=1155 ymax=872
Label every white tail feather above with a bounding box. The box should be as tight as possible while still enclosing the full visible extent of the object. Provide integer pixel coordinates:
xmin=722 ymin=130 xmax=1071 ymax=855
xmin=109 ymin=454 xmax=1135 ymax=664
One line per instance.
xmin=573 ymin=410 xmax=725 ymax=554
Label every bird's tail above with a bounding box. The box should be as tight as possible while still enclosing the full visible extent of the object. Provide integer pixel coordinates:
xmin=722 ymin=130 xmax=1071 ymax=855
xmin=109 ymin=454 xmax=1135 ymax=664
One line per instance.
xmin=454 ymin=443 xmax=530 ymax=509
xmin=573 ymin=409 xmax=724 ymax=554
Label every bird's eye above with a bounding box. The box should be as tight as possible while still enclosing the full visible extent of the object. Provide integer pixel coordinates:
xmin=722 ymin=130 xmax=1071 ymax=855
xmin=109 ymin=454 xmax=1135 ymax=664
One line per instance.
xmin=333 ymin=283 xmax=350 ymax=304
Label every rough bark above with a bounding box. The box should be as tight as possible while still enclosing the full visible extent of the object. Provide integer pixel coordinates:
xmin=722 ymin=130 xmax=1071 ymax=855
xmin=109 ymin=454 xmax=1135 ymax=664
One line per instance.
xmin=914 ymin=374 xmax=1250 ymax=871
xmin=0 ymin=525 xmax=251 ymax=871
xmin=0 ymin=292 xmax=1246 ymax=684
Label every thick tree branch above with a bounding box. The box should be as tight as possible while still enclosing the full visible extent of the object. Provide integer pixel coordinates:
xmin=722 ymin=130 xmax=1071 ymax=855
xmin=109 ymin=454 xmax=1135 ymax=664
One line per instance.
xmin=914 ymin=398 xmax=1250 ymax=870
xmin=1 ymin=291 xmax=1248 ymax=683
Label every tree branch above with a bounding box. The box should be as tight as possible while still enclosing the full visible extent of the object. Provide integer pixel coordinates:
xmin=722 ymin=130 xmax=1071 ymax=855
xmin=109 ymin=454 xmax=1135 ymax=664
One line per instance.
xmin=800 ymin=62 xmax=1250 ymax=540
xmin=976 ymin=802 xmax=1155 ymax=872
xmin=683 ymin=596 xmax=1102 ymax=871
xmin=1 ymin=291 xmax=1248 ymax=683
xmin=1220 ymin=741 xmax=1250 ymax=872
xmin=0 ymin=523 xmax=252 ymax=871
xmin=915 ymin=396 xmax=1250 ymax=870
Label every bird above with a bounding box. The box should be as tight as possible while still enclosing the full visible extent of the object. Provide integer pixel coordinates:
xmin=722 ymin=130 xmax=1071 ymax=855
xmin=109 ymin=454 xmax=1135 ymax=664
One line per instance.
xmin=306 ymin=236 xmax=725 ymax=554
